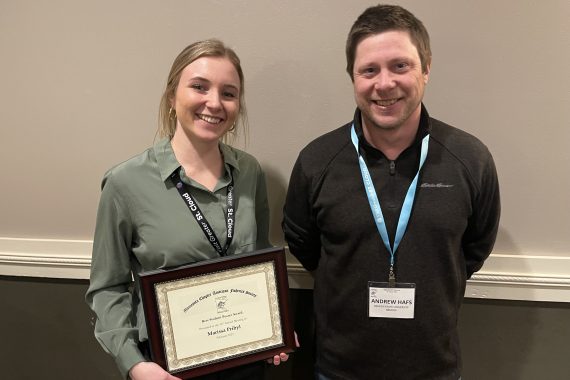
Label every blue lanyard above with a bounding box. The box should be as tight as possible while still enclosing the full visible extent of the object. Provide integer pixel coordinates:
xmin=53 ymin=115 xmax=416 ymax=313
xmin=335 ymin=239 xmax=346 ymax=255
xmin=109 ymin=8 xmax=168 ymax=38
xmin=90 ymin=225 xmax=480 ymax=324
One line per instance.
xmin=350 ymin=125 xmax=429 ymax=283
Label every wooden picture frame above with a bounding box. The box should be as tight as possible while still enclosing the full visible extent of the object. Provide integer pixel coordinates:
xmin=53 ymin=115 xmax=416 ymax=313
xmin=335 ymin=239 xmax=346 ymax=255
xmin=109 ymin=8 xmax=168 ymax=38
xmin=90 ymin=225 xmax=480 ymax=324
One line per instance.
xmin=140 ymin=247 xmax=295 ymax=379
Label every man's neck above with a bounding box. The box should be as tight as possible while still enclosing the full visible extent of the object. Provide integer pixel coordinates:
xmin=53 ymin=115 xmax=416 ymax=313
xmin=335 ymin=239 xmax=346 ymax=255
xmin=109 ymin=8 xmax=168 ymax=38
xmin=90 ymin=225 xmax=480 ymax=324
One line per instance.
xmin=361 ymin=111 xmax=421 ymax=161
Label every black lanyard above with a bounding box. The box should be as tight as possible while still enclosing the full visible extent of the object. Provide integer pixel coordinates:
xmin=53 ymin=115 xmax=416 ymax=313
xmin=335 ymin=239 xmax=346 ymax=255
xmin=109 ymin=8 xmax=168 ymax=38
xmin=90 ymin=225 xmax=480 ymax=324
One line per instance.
xmin=170 ymin=170 xmax=235 ymax=256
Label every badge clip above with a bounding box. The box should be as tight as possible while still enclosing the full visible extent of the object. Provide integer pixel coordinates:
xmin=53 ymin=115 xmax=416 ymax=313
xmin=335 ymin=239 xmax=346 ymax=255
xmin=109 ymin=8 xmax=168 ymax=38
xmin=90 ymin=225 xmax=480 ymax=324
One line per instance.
xmin=388 ymin=266 xmax=396 ymax=288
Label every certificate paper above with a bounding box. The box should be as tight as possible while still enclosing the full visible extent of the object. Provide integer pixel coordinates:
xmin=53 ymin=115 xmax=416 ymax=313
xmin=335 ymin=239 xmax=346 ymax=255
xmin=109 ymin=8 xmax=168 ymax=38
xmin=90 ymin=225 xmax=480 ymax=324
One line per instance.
xmin=140 ymin=247 xmax=295 ymax=379
xmin=158 ymin=262 xmax=280 ymax=370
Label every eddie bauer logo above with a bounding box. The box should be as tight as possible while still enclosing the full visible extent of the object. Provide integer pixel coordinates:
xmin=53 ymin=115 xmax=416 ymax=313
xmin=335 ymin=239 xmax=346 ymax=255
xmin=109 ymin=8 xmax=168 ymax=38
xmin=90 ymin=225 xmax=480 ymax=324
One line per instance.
xmin=421 ymin=183 xmax=454 ymax=188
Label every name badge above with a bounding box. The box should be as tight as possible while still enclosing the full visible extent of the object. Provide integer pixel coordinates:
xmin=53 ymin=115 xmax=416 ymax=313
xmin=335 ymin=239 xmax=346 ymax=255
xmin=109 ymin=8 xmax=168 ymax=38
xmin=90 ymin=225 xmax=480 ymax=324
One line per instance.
xmin=368 ymin=281 xmax=416 ymax=319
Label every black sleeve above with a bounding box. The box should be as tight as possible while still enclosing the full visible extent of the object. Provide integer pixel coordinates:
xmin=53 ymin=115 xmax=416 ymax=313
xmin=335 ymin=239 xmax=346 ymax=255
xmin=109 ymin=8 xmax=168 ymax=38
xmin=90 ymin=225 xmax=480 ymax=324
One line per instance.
xmin=282 ymin=154 xmax=322 ymax=271
xmin=463 ymin=150 xmax=501 ymax=278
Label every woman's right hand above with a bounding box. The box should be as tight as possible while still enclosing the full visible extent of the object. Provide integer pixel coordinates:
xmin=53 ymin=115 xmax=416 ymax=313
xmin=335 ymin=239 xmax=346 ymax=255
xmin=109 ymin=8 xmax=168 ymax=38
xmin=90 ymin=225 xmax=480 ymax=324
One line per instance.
xmin=129 ymin=362 xmax=182 ymax=380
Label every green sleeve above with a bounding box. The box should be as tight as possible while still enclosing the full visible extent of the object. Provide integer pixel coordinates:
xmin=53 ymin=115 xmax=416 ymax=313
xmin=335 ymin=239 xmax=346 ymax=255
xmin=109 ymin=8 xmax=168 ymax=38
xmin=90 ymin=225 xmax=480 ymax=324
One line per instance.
xmin=85 ymin=173 xmax=146 ymax=378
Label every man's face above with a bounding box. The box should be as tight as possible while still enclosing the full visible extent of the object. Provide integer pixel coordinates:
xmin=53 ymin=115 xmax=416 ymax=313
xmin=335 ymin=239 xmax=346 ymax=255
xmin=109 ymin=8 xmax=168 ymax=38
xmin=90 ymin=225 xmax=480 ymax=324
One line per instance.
xmin=353 ymin=30 xmax=429 ymax=132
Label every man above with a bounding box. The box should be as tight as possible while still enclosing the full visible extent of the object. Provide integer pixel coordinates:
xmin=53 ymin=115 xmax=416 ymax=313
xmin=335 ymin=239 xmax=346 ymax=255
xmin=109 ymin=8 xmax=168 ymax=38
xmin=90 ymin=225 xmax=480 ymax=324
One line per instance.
xmin=282 ymin=4 xmax=500 ymax=380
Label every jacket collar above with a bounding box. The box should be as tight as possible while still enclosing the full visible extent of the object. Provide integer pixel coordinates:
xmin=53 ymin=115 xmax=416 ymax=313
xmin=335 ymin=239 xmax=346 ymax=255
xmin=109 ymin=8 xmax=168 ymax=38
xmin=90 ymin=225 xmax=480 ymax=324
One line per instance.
xmin=353 ymin=103 xmax=431 ymax=157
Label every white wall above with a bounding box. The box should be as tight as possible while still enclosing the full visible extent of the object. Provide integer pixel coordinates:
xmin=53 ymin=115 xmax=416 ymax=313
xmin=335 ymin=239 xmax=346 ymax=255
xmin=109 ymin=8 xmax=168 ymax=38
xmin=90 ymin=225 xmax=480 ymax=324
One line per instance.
xmin=1 ymin=0 xmax=569 ymax=301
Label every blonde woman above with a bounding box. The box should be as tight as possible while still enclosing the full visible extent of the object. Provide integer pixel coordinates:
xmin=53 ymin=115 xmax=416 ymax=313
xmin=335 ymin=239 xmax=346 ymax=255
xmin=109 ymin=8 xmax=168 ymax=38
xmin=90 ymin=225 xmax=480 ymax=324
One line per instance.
xmin=87 ymin=39 xmax=289 ymax=380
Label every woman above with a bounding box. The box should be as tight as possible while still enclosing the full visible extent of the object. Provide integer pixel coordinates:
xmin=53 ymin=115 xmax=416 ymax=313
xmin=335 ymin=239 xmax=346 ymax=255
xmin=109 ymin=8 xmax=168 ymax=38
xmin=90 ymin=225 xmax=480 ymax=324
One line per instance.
xmin=86 ymin=39 xmax=288 ymax=380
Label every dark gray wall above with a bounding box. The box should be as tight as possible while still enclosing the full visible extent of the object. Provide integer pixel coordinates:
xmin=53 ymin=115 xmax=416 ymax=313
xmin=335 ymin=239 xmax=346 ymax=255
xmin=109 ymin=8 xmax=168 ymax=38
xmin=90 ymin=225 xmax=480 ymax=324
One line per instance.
xmin=1 ymin=277 xmax=569 ymax=380
xmin=1 ymin=276 xmax=121 ymax=380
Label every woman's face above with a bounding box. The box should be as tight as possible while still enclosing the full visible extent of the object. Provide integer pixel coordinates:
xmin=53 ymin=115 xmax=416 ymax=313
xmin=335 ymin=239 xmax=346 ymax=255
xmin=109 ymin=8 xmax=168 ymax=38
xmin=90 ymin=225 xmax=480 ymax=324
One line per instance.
xmin=171 ymin=56 xmax=241 ymax=144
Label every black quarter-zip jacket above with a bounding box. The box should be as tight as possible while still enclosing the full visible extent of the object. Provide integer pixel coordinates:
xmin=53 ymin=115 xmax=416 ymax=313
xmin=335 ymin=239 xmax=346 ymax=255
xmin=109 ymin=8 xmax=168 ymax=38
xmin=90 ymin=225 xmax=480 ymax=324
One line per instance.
xmin=283 ymin=105 xmax=500 ymax=380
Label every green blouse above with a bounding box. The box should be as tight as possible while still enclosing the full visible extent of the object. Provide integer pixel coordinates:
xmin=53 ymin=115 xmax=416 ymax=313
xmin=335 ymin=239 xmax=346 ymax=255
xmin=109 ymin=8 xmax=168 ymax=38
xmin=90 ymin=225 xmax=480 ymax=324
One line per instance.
xmin=85 ymin=138 xmax=270 ymax=378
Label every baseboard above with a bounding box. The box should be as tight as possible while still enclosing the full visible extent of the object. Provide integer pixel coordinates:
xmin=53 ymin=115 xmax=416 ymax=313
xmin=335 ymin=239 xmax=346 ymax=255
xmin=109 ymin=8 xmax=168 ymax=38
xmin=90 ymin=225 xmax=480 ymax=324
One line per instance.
xmin=1 ymin=237 xmax=569 ymax=302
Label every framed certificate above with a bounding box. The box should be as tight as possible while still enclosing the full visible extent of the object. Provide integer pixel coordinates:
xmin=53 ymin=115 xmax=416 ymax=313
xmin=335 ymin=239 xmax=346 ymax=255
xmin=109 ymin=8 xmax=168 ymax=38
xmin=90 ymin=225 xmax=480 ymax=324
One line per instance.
xmin=139 ymin=247 xmax=295 ymax=379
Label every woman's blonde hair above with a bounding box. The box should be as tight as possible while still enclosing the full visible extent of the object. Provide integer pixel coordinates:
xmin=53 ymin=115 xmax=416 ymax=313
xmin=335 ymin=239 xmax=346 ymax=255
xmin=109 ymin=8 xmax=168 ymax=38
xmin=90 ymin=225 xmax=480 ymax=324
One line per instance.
xmin=157 ymin=39 xmax=248 ymax=143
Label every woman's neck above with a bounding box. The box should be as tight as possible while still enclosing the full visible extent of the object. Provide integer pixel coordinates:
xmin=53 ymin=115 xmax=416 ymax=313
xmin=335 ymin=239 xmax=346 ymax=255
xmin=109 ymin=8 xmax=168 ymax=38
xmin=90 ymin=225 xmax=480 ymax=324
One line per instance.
xmin=170 ymin=130 xmax=224 ymax=191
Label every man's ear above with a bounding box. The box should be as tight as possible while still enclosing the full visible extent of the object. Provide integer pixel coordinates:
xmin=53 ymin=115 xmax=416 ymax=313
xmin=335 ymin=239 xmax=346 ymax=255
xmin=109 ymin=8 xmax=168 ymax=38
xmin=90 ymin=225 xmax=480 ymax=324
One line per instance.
xmin=423 ymin=63 xmax=431 ymax=84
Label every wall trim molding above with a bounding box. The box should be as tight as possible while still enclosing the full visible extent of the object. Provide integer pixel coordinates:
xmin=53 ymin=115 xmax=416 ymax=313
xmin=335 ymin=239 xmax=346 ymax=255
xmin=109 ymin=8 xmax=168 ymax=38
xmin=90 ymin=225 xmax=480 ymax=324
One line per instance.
xmin=1 ymin=237 xmax=569 ymax=302
xmin=0 ymin=237 xmax=93 ymax=279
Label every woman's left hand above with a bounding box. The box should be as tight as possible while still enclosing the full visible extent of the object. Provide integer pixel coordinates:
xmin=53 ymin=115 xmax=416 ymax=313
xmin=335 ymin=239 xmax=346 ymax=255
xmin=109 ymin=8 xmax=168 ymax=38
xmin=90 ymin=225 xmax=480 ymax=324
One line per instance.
xmin=267 ymin=332 xmax=300 ymax=365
